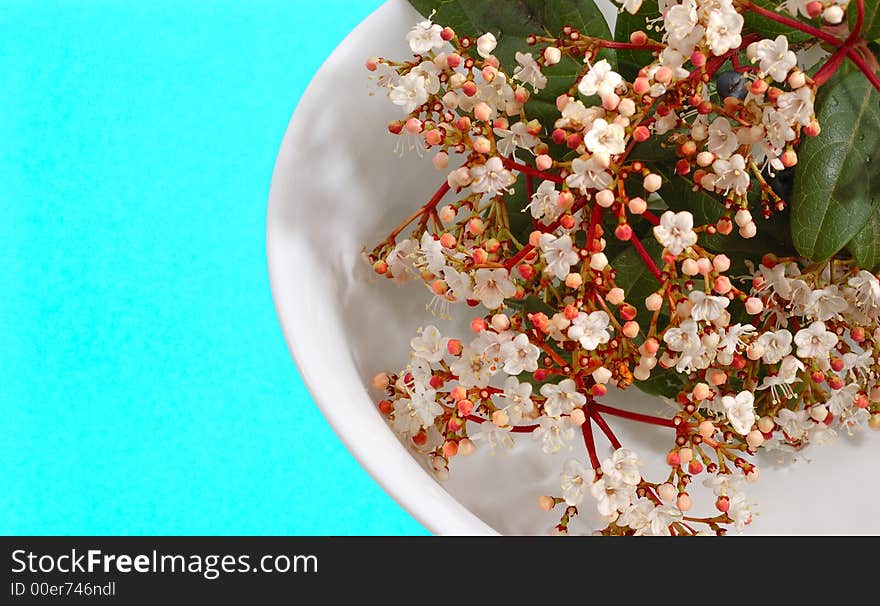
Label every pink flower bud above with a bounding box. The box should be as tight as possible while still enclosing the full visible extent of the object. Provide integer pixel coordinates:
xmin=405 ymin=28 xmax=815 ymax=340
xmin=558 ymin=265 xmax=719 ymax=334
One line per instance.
xmin=677 ymin=493 xmax=692 ymax=512
xmin=569 ymin=408 xmax=586 ymax=426
xmin=432 ymin=151 xmax=449 ymax=170
xmin=628 ymin=197 xmax=647 ymax=214
xmin=565 ymin=273 xmax=583 ymax=289
xmin=538 ymin=495 xmax=555 ymax=511
xmin=713 ymin=275 xmax=732 ymax=294
xmin=658 ymin=482 xmax=677 ymax=502
xmin=643 ymin=173 xmax=662 ymax=193
xmin=606 ymin=287 xmax=625 ymax=305
xmin=491 ymin=313 xmax=510 ymax=331
xmin=536 ymin=154 xmax=553 ymax=170
xmin=745 ymin=297 xmax=763 ymax=315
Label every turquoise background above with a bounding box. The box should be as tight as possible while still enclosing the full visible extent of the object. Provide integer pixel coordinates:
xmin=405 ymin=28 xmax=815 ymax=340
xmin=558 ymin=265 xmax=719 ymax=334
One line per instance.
xmin=1 ymin=0 xmax=426 ymax=535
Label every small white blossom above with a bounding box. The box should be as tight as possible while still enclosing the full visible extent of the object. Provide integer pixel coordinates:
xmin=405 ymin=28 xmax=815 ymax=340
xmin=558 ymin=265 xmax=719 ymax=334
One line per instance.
xmin=526 ymin=180 xmax=562 ymax=223
xmin=775 ymin=407 xmax=813 ymax=441
xmin=500 ymin=333 xmax=541 ymax=375
xmin=472 ymin=422 xmax=514 ymax=453
xmin=722 ymin=391 xmax=756 ymax=435
xmin=512 ymin=51 xmax=547 ymax=91
xmin=584 ymin=118 xmax=626 ymax=156
xmin=540 ymin=378 xmax=586 ymax=417
xmin=539 ymin=233 xmax=580 ymax=280
xmin=472 ymin=267 xmax=516 ymax=310
xmin=470 ymin=157 xmax=516 ymax=196
xmin=565 ymin=156 xmax=612 ymax=193
xmin=560 ymin=459 xmax=593 ymax=506
xmin=406 ymin=19 xmax=445 ymax=55
xmin=410 ymin=325 xmax=446 ymax=362
xmin=497 ymin=377 xmax=535 ymax=423
xmin=578 ymin=59 xmax=622 ymax=98
xmin=689 ymin=290 xmax=731 ymax=323
xmin=777 ymin=86 xmax=813 ymax=126
xmin=533 ymin=416 xmax=575 ymax=453
xmin=653 ymin=210 xmax=698 ymax=256
xmin=567 ymin=311 xmax=612 ymax=350
xmin=476 ymin=32 xmax=497 ymax=58
xmin=794 ymin=321 xmax=838 ymax=359
xmin=750 ymin=35 xmax=797 ymax=82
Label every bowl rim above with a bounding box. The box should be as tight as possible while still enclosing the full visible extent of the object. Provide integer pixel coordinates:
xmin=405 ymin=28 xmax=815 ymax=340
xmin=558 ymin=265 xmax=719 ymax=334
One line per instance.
xmin=265 ymin=0 xmax=497 ymax=536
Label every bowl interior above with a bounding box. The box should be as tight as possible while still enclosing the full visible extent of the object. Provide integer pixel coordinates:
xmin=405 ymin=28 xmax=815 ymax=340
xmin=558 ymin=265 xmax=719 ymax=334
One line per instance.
xmin=268 ymin=0 xmax=880 ymax=534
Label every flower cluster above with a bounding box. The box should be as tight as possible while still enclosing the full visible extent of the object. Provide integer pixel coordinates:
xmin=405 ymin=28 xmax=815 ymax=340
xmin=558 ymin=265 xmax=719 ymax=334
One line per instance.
xmin=363 ymin=1 xmax=880 ymax=535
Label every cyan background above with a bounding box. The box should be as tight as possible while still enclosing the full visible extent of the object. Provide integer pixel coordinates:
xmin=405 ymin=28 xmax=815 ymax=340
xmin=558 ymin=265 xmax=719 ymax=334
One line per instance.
xmin=1 ymin=0 xmax=426 ymax=535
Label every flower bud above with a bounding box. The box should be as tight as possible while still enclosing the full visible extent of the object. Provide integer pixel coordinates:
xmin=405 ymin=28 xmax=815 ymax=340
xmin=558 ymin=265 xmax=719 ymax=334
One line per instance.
xmin=569 ymin=408 xmax=586 ymax=426
xmin=543 ymin=46 xmax=562 ymax=65
xmin=628 ymin=197 xmax=647 ymax=214
xmin=606 ymin=287 xmax=625 ymax=305
xmin=476 ymin=32 xmax=497 ymax=58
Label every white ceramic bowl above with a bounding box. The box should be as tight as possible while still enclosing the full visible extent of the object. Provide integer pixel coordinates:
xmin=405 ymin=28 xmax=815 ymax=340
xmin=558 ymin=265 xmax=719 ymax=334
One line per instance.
xmin=267 ymin=0 xmax=880 ymax=534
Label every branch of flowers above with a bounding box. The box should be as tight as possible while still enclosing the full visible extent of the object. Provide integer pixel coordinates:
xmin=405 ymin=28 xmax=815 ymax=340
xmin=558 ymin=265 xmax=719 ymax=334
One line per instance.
xmin=502 ymin=157 xmax=564 ymax=183
xmin=465 ymin=414 xmax=539 ymax=433
xmin=589 ymin=408 xmax=623 ymax=449
xmin=738 ymin=1 xmax=842 ymax=46
xmin=628 ymin=231 xmax=664 ymax=282
xmin=387 ymin=180 xmax=452 ymax=243
xmin=582 ymin=416 xmax=601 ymax=469
xmin=592 ymin=402 xmax=677 ymax=428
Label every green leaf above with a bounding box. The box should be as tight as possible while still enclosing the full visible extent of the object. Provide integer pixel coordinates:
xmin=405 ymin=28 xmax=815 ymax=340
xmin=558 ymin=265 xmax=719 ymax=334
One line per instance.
xmin=742 ymin=0 xmax=812 ymax=44
xmin=613 ymin=0 xmax=662 ymax=81
xmin=850 ymin=0 xmax=880 ymax=42
xmin=848 ymin=209 xmax=880 ymax=270
xmin=633 ymin=368 xmax=686 ymax=399
xmin=791 ymin=69 xmax=880 ymax=262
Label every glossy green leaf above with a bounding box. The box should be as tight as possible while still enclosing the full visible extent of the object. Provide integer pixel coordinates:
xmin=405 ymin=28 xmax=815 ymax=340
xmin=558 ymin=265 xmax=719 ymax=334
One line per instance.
xmin=791 ymin=69 xmax=880 ymax=262
xmin=848 ymin=209 xmax=880 ymax=270
xmin=850 ymin=0 xmax=880 ymax=42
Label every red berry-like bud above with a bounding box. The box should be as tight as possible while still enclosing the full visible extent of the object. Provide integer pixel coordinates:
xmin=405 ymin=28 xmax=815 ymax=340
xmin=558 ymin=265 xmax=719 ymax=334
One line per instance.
xmin=666 ymin=451 xmax=681 ymax=467
xmin=716 ymin=495 xmax=730 ymax=513
xmin=441 ymin=26 xmax=455 ymax=41
xmin=615 ymin=224 xmax=633 ymax=241
xmin=688 ymin=460 xmax=703 ymax=475
xmin=566 ymin=133 xmax=582 ymax=149
xmin=619 ymin=303 xmax=637 ymax=321
xmin=378 ymin=399 xmax=393 ymax=415
xmin=675 ymin=159 xmax=691 ymax=175
xmin=412 ymin=430 xmax=427 ymax=446
xmin=534 ymin=369 xmax=547 ymax=381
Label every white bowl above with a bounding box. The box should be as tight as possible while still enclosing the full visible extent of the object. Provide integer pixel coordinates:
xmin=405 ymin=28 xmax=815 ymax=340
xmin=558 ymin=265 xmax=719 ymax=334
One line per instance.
xmin=267 ymin=0 xmax=880 ymax=534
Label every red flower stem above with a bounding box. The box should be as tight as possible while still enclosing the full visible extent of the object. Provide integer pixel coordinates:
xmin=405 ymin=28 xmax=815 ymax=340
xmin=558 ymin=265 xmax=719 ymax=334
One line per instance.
xmin=592 ymin=402 xmax=676 ymax=428
xmin=814 ymin=46 xmax=849 ymax=86
xmin=502 ymin=157 xmax=564 ymax=184
xmin=629 ymin=231 xmax=663 ymax=283
xmin=641 ymin=209 xmax=660 ymax=226
xmin=595 ymin=39 xmax=663 ymax=51
xmin=525 ymin=173 xmax=534 ymax=200
xmin=465 ymin=414 xmax=539 ymax=433
xmin=582 ymin=416 xmax=601 ymax=470
xmin=739 ymin=1 xmax=842 ymax=46
xmin=587 ymin=203 xmax=603 ymax=250
xmin=387 ymin=180 xmax=452 ymax=243
xmin=589 ymin=408 xmax=622 ymax=449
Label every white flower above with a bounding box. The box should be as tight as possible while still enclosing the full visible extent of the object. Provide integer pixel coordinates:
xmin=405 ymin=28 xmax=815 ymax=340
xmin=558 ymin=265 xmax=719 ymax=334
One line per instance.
xmin=418 ymin=231 xmax=446 ymax=275
xmin=718 ymin=323 xmax=755 ymax=357
xmin=471 ymin=422 xmax=514 ymax=453
xmin=727 ymin=493 xmax=753 ymax=531
xmin=711 ymin=154 xmax=750 ymax=195
xmin=848 ymin=270 xmax=880 ymax=309
xmin=777 ymin=86 xmax=813 ymax=126
xmin=533 ymin=416 xmax=575 ymax=453
xmin=450 ymin=344 xmax=497 ymax=388
xmin=539 ymin=233 xmax=580 ymax=280
xmin=470 ymin=157 xmax=516 ymax=196
xmin=794 ymin=321 xmax=838 ymax=359
xmin=584 ymin=118 xmax=626 ymax=156
xmin=755 ymin=263 xmax=794 ymax=300
xmin=389 ymin=72 xmax=430 ymax=113
xmin=406 ymin=19 xmax=445 ymax=55
xmin=758 ymin=355 xmax=804 ymax=402
xmin=410 ymin=325 xmax=446 ymax=362
xmin=472 ymin=268 xmax=517 ymax=310
xmin=578 ymin=59 xmax=622 ymax=97
xmin=497 ymin=377 xmax=535 ymax=423
xmin=392 ymin=385 xmax=440 ymax=434
xmin=665 ymin=0 xmax=699 ymax=45
xmin=707 ymin=118 xmax=739 ymax=159
xmin=703 ymin=471 xmax=745 ymax=497
xmin=590 ymin=475 xmax=635 ymax=516
xmin=386 ymin=238 xmax=418 ymax=282
xmin=560 ymin=459 xmax=593 ymax=506
xmin=775 ymin=407 xmax=813 ymax=441
xmin=494 ymin=121 xmax=540 ymax=158
xmin=653 ymin=210 xmax=698 ymax=256
xmin=601 ymin=448 xmax=642 ymax=486
xmin=722 ymin=391 xmax=756 ymax=435
xmin=705 ymin=1 xmax=743 ymax=56
xmin=526 ymin=180 xmax=562 ymax=223
xmin=476 ymin=32 xmax=497 ymax=58
xmin=617 ymin=499 xmax=655 ymax=532
xmin=751 ymin=35 xmax=797 ymax=82
xmin=762 ymin=108 xmax=796 ymax=151
xmin=512 ymin=51 xmax=547 ymax=91
xmin=756 ymin=329 xmax=793 ymax=364
xmin=565 ymin=156 xmax=612 ymax=193
xmin=540 ymin=378 xmax=586 ymax=417
xmin=689 ymin=290 xmax=730 ymax=323
xmin=500 ymin=333 xmax=540 ymax=375
xmin=443 ymin=267 xmax=473 ymax=301
xmin=664 ymin=318 xmax=700 ymax=353
xmin=804 ymin=285 xmax=848 ymax=322
xmin=567 ymin=311 xmax=612 ymax=350
xmin=654 ymin=108 xmax=680 ymax=134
